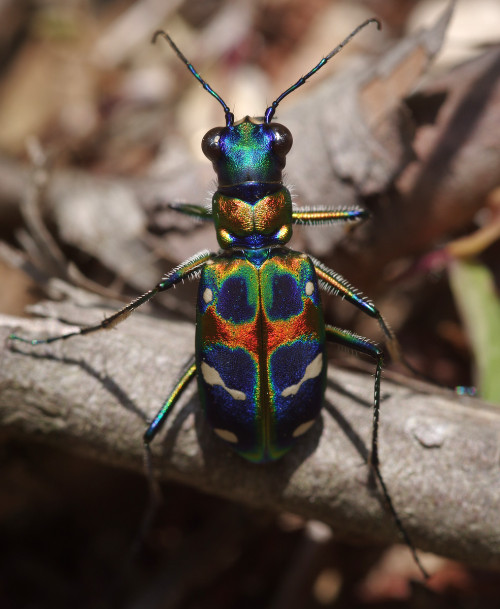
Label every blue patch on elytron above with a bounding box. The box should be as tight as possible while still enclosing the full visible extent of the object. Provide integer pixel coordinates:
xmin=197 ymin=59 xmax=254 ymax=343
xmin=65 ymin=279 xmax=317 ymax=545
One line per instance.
xmin=268 ymin=274 xmax=302 ymax=320
xmin=199 ymin=345 xmax=256 ymax=416
xmin=216 ymin=276 xmax=254 ymax=323
xmin=198 ymin=344 xmax=260 ymax=454
xmin=270 ymin=342 xmax=325 ymax=443
xmin=270 ymin=342 xmax=325 ymax=410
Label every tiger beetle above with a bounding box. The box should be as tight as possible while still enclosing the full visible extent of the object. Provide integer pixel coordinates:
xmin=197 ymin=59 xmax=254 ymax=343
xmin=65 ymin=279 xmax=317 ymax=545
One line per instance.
xmin=10 ymin=19 xmax=429 ymax=578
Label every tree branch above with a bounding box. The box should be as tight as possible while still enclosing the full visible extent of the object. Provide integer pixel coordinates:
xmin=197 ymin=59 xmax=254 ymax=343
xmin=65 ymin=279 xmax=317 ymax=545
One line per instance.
xmin=1 ymin=303 xmax=499 ymax=570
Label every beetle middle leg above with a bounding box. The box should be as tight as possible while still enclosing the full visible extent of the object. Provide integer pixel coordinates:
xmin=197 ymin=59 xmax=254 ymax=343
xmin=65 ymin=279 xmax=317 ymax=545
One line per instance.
xmin=9 ymin=250 xmax=214 ymax=346
xmin=313 ymin=259 xmax=403 ymax=361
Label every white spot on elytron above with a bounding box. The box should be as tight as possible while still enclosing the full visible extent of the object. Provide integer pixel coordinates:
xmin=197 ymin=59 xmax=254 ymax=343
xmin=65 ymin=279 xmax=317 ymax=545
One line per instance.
xmin=305 ymin=281 xmax=314 ymax=296
xmin=203 ymin=288 xmax=213 ymax=303
xmin=201 ymin=362 xmax=246 ymax=400
xmin=281 ymin=353 xmax=323 ymax=397
xmin=214 ymin=428 xmax=238 ymax=443
xmin=292 ymin=419 xmax=316 ymax=438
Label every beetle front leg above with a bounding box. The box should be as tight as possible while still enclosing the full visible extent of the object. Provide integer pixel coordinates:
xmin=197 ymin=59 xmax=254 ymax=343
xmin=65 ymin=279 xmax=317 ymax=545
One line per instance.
xmin=9 ymin=249 xmax=214 ymax=346
xmin=168 ymin=202 xmax=213 ymax=220
xmin=293 ymin=207 xmax=368 ymax=225
xmin=150 ymin=201 xmax=213 ymax=220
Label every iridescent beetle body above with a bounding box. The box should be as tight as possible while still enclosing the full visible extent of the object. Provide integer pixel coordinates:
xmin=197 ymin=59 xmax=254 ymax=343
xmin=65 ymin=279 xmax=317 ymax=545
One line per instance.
xmin=10 ymin=20 xmax=428 ymax=576
xmin=9 ymin=20 xmax=391 ymax=466
xmin=10 ymin=22 xmax=389 ymax=464
xmin=197 ymin=118 xmax=325 ymax=462
xmin=197 ymin=247 xmax=325 ymax=462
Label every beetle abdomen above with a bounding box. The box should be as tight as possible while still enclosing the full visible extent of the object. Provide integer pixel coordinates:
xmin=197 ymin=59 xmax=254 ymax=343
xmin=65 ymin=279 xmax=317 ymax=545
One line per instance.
xmin=196 ymin=248 xmax=326 ymax=462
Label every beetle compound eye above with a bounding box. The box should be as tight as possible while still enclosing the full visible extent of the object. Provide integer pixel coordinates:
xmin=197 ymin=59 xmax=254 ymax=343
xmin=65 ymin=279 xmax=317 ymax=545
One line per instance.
xmin=271 ymin=123 xmax=293 ymax=157
xmin=202 ymin=127 xmax=223 ymax=161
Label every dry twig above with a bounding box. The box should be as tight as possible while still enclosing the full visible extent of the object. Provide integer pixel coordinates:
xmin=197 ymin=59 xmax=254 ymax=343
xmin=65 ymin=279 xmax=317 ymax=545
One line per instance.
xmin=1 ymin=302 xmax=499 ymax=570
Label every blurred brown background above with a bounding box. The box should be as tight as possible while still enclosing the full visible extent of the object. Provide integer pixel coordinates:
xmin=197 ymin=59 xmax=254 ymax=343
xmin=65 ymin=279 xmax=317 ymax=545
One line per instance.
xmin=1 ymin=0 xmax=500 ymax=607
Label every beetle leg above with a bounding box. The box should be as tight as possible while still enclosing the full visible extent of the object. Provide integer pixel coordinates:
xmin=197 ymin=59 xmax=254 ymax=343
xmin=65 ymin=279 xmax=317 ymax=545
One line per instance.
xmin=313 ymin=259 xmax=401 ymax=361
xmin=325 ymin=325 xmax=383 ymax=467
xmin=325 ymin=325 xmax=428 ymax=578
xmin=167 ymin=202 xmax=213 ymax=220
xmin=143 ymin=356 xmax=197 ymax=446
xmin=9 ymin=250 xmax=214 ymax=346
xmin=293 ymin=207 xmax=368 ymax=225
xmin=142 ymin=356 xmax=197 ymax=506
xmin=313 ymin=259 xmax=439 ymax=382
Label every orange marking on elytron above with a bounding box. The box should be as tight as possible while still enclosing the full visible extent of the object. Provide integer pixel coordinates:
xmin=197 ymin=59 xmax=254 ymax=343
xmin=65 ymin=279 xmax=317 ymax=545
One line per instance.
xmin=201 ymin=306 xmax=260 ymax=354
xmin=201 ymin=292 xmax=321 ymax=356
xmin=263 ymin=299 xmax=322 ymax=353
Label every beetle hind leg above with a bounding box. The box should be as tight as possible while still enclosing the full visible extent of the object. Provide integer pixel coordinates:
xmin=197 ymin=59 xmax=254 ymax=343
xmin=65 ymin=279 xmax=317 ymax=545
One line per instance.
xmin=325 ymin=325 xmax=428 ymax=578
xmin=325 ymin=325 xmax=383 ymax=466
xmin=144 ymin=356 xmax=197 ymax=447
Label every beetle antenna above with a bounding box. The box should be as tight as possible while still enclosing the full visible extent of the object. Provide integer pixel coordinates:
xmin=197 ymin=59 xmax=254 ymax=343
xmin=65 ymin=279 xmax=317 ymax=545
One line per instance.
xmin=264 ymin=18 xmax=381 ymax=123
xmin=152 ymin=30 xmax=234 ymax=127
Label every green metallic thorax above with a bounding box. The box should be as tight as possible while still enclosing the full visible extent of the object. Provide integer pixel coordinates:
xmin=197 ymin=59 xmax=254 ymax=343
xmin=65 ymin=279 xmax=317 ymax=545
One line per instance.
xmin=201 ymin=117 xmax=294 ymax=251
xmin=212 ymin=187 xmax=293 ymax=250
